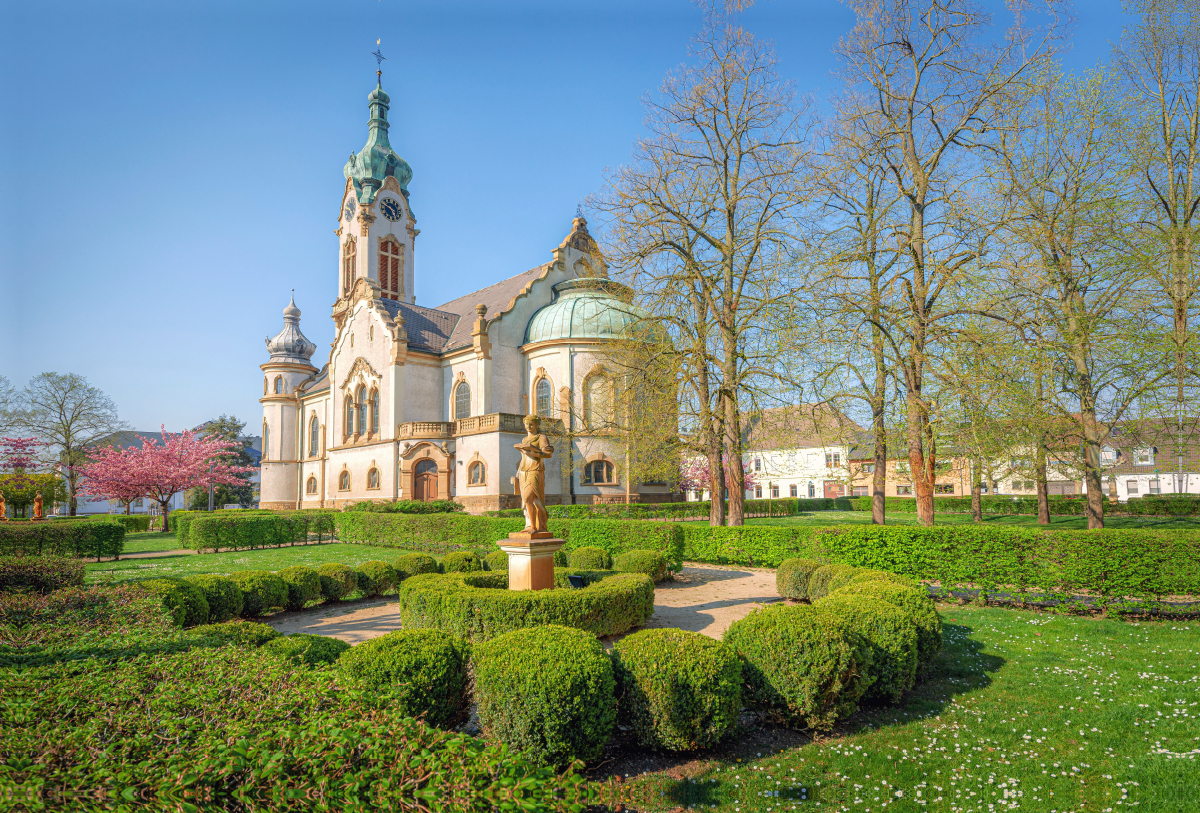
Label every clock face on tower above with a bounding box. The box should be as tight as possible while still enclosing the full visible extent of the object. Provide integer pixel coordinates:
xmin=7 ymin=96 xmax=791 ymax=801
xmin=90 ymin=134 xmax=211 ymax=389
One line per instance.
xmin=380 ymin=197 xmax=402 ymax=222
xmin=343 ymin=197 xmax=356 ymax=221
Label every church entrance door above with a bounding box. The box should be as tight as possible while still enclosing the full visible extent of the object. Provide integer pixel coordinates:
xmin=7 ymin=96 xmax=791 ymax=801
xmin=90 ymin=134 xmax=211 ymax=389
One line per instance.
xmin=414 ymin=459 xmax=438 ymax=501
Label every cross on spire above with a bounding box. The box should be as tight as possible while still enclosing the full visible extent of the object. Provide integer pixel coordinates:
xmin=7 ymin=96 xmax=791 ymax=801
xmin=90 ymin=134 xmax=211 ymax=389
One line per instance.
xmin=372 ymin=47 xmax=386 ymax=79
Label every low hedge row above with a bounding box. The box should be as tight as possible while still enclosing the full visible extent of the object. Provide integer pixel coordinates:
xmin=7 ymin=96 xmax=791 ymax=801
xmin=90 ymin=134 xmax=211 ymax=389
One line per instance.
xmin=344 ymin=499 xmax=465 ymax=514
xmin=188 ymin=512 xmax=337 ymax=552
xmin=396 ymin=570 xmax=655 ymax=641
xmin=0 ymin=521 xmax=125 ymax=559
xmin=0 ymin=556 xmax=85 ymax=593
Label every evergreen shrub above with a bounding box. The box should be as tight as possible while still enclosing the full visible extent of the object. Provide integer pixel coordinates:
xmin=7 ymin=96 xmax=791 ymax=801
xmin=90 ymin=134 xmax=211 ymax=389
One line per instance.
xmin=316 ymin=563 xmax=357 ymax=601
xmin=484 ymin=550 xmax=508 ymax=571
xmin=263 ymin=633 xmax=351 ymax=666
xmin=815 ymin=593 xmax=918 ymax=703
xmin=724 ymin=603 xmax=872 ymax=729
xmin=568 ymin=546 xmax=611 ymax=570
xmin=553 ymin=549 xmax=568 ymax=567
xmin=397 ymin=571 xmax=654 ymax=641
xmin=0 ymin=521 xmax=124 ymax=558
xmin=681 ymin=525 xmax=820 ymax=567
xmin=807 ymin=564 xmax=858 ymax=601
xmin=473 ymin=624 xmax=616 ymax=767
xmin=184 ymin=574 xmax=243 ymax=623
xmin=189 ymin=619 xmax=281 ymax=648
xmin=278 ymin=565 xmax=322 ymax=611
xmin=613 ymin=549 xmax=667 ymax=582
xmin=393 ymin=552 xmax=440 ymax=579
xmin=338 ymin=629 xmax=469 ymax=728
xmin=356 ymin=560 xmax=399 ymax=596
xmin=0 ymin=556 xmax=84 ymax=593
xmin=140 ymin=578 xmax=210 ymax=628
xmin=775 ymin=558 xmax=825 ymax=600
xmin=441 ymin=550 xmax=482 ymax=573
xmin=612 ymin=628 xmax=741 ymax=750
xmin=231 ymin=570 xmax=288 ymax=617
xmin=831 ymin=580 xmax=943 ymax=666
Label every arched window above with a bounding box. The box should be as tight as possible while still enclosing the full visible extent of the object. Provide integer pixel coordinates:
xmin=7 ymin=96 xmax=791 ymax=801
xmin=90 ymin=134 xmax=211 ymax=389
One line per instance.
xmin=535 ymin=378 xmax=552 ymax=417
xmin=454 ymin=381 xmax=471 ymax=420
xmin=342 ymin=237 xmax=356 ymax=295
xmin=583 ymin=374 xmax=613 ymax=429
xmin=356 ymin=386 xmax=367 ymax=435
xmin=468 ymin=461 xmax=485 ymax=485
xmin=582 ymin=459 xmax=615 ymax=485
xmin=309 ymin=415 xmax=319 ymax=457
xmin=262 ymin=423 xmax=269 ymax=462
xmin=367 ymin=468 xmax=381 ymax=489
xmin=274 ymin=376 xmax=283 ymax=394
xmin=379 ymin=238 xmax=402 ymax=300
xmin=306 ymin=476 xmax=318 ymax=494
xmin=338 ymin=471 xmax=351 ymax=491
xmin=263 ymin=377 xmax=268 ymax=395
xmin=371 ymin=389 xmax=380 ymax=435
xmin=344 ymin=396 xmax=354 ymax=438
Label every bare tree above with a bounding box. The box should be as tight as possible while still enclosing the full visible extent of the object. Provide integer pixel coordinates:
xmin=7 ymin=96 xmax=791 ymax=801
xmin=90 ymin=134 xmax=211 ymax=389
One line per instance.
xmin=598 ymin=10 xmax=812 ymax=525
xmin=0 ymin=376 xmax=13 ymax=433
xmin=834 ymin=0 xmax=1065 ymax=525
xmin=13 ymin=373 xmax=126 ymax=515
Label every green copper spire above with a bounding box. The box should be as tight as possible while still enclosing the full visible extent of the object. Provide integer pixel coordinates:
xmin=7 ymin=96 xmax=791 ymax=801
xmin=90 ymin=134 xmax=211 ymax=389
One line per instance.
xmin=343 ymin=69 xmax=412 ymax=205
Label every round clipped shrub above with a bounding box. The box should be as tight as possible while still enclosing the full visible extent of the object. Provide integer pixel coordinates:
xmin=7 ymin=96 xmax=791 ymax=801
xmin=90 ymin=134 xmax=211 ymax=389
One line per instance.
xmin=356 ymin=560 xmax=399 ymax=597
xmin=776 ymin=558 xmax=825 ymax=601
xmin=473 ymin=624 xmax=616 ymax=767
xmin=278 ymin=565 xmax=322 ymax=611
xmin=724 ymin=603 xmax=872 ymax=730
xmin=231 ymin=570 xmax=288 ymax=617
xmin=613 ymin=629 xmax=741 ymax=750
xmin=441 ymin=551 xmax=482 ymax=573
xmin=190 ymin=619 xmax=281 ymax=647
xmin=484 ymin=550 xmax=509 ymax=571
xmin=394 ymin=552 xmax=440 ymax=580
xmin=263 ymin=633 xmax=351 ymax=666
xmin=816 ymin=593 xmax=918 ymax=703
xmin=614 ymin=549 xmax=667 ymax=583
xmin=807 ymin=564 xmax=858 ymax=601
xmin=553 ymin=549 xmax=568 ymax=568
xmin=140 ymin=578 xmax=209 ymax=628
xmin=569 ymin=546 xmax=612 ymax=570
xmin=339 ymin=629 xmax=469 ymax=728
xmin=316 ymin=563 xmax=357 ymax=601
xmin=185 ymin=574 xmax=243 ymax=623
xmin=831 ymin=581 xmax=942 ymax=666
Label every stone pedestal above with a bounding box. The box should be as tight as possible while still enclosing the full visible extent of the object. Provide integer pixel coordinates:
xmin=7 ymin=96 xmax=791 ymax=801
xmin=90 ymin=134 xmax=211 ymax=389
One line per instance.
xmin=499 ymin=532 xmax=564 ymax=591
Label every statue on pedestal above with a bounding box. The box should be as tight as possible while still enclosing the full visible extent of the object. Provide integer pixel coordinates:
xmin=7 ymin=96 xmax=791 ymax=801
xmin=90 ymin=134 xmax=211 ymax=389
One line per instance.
xmin=513 ymin=415 xmax=553 ymax=537
xmin=32 ymin=492 xmax=44 ymax=521
xmin=0 ymin=493 xmax=6 ymax=521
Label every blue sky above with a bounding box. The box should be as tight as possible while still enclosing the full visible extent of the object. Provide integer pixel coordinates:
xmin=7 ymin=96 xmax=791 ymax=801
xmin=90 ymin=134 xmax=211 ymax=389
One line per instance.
xmin=0 ymin=0 xmax=1129 ymax=434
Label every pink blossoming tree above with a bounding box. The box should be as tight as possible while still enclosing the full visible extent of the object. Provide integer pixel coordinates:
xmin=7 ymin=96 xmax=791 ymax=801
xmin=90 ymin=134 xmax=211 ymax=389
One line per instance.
xmin=80 ymin=426 xmax=256 ymax=531
xmin=680 ymin=456 xmax=758 ymax=495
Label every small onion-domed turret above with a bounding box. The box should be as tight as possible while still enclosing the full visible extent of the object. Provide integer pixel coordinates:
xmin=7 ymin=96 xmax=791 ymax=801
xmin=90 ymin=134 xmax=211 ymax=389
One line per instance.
xmin=266 ymin=294 xmax=317 ymax=364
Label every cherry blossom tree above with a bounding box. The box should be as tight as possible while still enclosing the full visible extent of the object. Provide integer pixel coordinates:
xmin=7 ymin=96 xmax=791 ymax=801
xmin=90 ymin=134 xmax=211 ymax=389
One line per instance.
xmin=80 ymin=426 xmax=256 ymax=532
xmin=680 ymin=456 xmax=757 ymax=496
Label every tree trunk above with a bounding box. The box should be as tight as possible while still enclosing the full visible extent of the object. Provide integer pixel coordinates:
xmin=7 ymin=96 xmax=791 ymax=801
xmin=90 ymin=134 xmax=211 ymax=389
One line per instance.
xmin=68 ymin=465 xmax=78 ymax=516
xmin=971 ymin=457 xmax=982 ymax=523
xmin=870 ymin=326 xmax=888 ymax=525
xmin=1081 ymin=406 xmax=1105 ymax=529
xmin=1035 ymin=446 xmax=1050 ymax=525
xmin=125 ymin=501 xmax=131 ymax=515
xmin=160 ymin=500 xmax=172 ymax=533
xmin=872 ymin=442 xmax=887 ymax=526
xmin=906 ymin=392 xmax=936 ymax=526
xmin=707 ymin=441 xmax=725 ymax=527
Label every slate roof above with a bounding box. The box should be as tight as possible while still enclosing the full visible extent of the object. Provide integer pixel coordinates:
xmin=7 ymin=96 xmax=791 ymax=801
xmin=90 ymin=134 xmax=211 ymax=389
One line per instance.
xmin=377 ymin=300 xmax=460 ymax=353
xmin=301 ymin=363 xmax=330 ymax=394
xmin=434 ymin=264 xmax=551 ymax=352
xmin=741 ymin=405 xmax=865 ymax=452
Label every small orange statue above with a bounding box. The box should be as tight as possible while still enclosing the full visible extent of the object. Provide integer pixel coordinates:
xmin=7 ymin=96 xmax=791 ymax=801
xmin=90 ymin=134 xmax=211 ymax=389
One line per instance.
xmin=32 ymin=491 xmax=44 ymax=521
xmin=0 ymin=493 xmax=7 ymax=521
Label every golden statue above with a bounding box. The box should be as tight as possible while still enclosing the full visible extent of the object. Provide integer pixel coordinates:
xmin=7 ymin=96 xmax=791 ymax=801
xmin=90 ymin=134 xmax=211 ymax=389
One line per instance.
xmin=514 ymin=415 xmax=553 ymax=537
xmin=32 ymin=491 xmax=44 ymax=521
xmin=0 ymin=493 xmax=6 ymax=521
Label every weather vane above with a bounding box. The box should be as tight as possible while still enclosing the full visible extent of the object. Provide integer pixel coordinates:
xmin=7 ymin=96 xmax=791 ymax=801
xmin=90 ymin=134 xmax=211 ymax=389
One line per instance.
xmin=372 ymin=44 xmax=386 ymax=77
xmin=576 ymin=203 xmax=583 ymax=219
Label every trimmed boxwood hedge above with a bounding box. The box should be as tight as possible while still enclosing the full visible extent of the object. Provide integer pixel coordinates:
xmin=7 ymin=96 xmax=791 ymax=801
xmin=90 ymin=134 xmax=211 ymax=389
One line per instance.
xmin=140 ymin=578 xmax=210 ymax=628
xmin=338 ymin=629 xmax=469 ymax=728
xmin=0 ymin=556 xmax=84 ymax=593
xmin=393 ymin=552 xmax=440 ymax=579
xmin=612 ymin=628 xmax=741 ymax=750
xmin=614 ymin=549 xmax=667 ymax=583
xmin=776 ymin=558 xmax=825 ymax=601
xmin=473 ymin=624 xmax=616 ymax=767
xmin=189 ymin=619 xmax=281 ymax=647
xmin=188 ymin=512 xmax=337 ymax=552
xmin=807 ymin=564 xmax=858 ymax=601
xmin=441 ymin=550 xmax=482 ymax=573
xmin=231 ymin=570 xmax=287 ymax=617
xmin=724 ymin=603 xmax=872 ymax=729
xmin=278 ymin=565 xmax=322 ymax=611
xmin=484 ymin=550 xmax=508 ymax=571
xmin=831 ymin=580 xmax=943 ymax=666
xmin=568 ymin=546 xmax=611 ymax=570
xmin=815 ymin=593 xmax=918 ymax=703
xmin=0 ymin=521 xmax=124 ymax=559
xmin=316 ymin=563 xmax=357 ymax=601
xmin=184 ymin=574 xmax=243 ymax=623
xmin=355 ymin=560 xmax=399 ymax=596
xmin=397 ymin=571 xmax=654 ymax=641
xmin=262 ymin=633 xmax=350 ymax=666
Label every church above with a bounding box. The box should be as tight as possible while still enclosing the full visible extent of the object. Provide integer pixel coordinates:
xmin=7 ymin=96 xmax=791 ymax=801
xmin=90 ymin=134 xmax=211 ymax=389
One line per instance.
xmin=258 ymin=73 xmax=672 ymax=512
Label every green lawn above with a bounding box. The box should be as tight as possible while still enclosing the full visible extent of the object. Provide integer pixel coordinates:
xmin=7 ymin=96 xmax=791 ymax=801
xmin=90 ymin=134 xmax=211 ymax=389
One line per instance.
xmin=120 ymin=532 xmax=187 ymax=554
xmin=625 ymin=606 xmax=1200 ymax=812
xmin=88 ymin=542 xmax=431 ymax=584
xmin=685 ymin=511 xmax=1200 ymax=529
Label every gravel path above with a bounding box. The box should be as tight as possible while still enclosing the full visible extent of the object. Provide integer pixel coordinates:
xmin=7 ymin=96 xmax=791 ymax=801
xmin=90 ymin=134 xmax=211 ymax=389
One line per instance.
xmin=266 ymin=563 xmax=782 ymax=643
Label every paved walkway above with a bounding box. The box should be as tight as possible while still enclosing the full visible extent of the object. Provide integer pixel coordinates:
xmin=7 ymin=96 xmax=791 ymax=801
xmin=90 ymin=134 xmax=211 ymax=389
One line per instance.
xmin=266 ymin=563 xmax=782 ymax=643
